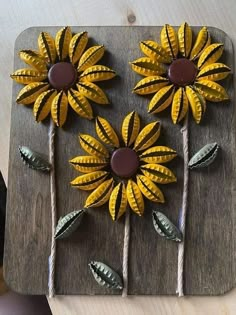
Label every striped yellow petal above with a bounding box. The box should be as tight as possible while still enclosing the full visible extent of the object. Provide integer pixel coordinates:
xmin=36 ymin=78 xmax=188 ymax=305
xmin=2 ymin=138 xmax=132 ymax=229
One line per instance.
xmin=122 ymin=111 xmax=140 ymax=146
xmin=38 ymin=31 xmax=56 ymax=64
xmin=51 ymin=91 xmax=68 ymax=127
xmin=69 ymin=156 xmax=108 ymax=173
xmin=16 ymin=82 xmax=49 ymax=105
xmin=160 ymin=24 xmax=178 ymax=59
xmin=84 ymin=178 xmax=114 ymax=208
xmin=136 ymin=175 xmax=164 ymax=203
xmin=68 ymin=88 xmax=93 ymax=120
xmin=190 ymin=27 xmax=211 ymax=60
xmin=130 ymin=57 xmax=165 ymax=77
xmin=194 ymin=80 xmax=229 ymax=102
xmin=148 ymin=85 xmax=175 ymax=114
xmin=80 ymin=65 xmax=116 ymax=82
xmin=185 ymin=86 xmax=206 ymax=124
xmin=134 ymin=121 xmax=161 ymax=151
xmin=140 ymin=146 xmax=177 ymax=164
xmin=79 ymin=134 xmax=109 ymax=158
xmin=19 ymin=50 xmax=47 ymax=71
xmin=69 ymin=31 xmax=88 ymax=64
xmin=55 ymin=26 xmax=72 ymax=61
xmin=77 ymin=81 xmax=109 ymax=104
xmin=197 ymin=43 xmax=224 ymax=69
xmin=10 ymin=69 xmax=47 ymax=84
xmin=140 ymin=164 xmax=177 ymax=184
xmin=126 ymin=179 xmax=144 ymax=216
xmin=140 ymin=41 xmax=172 ymax=63
xmin=133 ymin=76 xmax=169 ymax=95
xmin=78 ymin=45 xmax=105 ymax=72
xmin=33 ymin=89 xmax=57 ymax=122
xmin=178 ymin=22 xmax=192 ymax=58
xmin=109 ymin=182 xmax=127 ymax=221
xmin=96 ymin=116 xmax=119 ymax=147
xmin=171 ymin=87 xmax=189 ymax=124
xmin=197 ymin=63 xmax=231 ymax=81
xmin=71 ymin=170 xmax=108 ymax=191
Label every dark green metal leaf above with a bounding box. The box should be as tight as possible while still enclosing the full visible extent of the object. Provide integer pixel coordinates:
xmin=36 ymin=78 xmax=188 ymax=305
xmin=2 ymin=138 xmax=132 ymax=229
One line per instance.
xmin=152 ymin=210 xmax=182 ymax=242
xmin=88 ymin=261 xmax=123 ymax=290
xmin=188 ymin=142 xmax=219 ymax=169
xmin=55 ymin=209 xmax=84 ymax=239
xmin=19 ymin=146 xmax=51 ymax=172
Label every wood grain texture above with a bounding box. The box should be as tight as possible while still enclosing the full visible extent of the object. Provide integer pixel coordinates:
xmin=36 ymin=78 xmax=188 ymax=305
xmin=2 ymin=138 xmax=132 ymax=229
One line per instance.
xmin=1 ymin=1 xmax=236 ymax=314
xmin=4 ymin=25 xmax=235 ymax=297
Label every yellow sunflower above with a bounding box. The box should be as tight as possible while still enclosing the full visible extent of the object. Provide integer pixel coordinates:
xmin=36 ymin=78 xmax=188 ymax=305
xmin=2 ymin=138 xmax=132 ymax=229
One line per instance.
xmin=69 ymin=112 xmax=177 ymax=220
xmin=130 ymin=22 xmax=231 ymax=124
xmin=11 ymin=26 xmax=116 ymax=127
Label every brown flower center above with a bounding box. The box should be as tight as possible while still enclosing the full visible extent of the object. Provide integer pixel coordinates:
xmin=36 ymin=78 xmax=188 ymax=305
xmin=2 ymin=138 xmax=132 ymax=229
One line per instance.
xmin=168 ymin=58 xmax=197 ymax=87
xmin=110 ymin=147 xmax=139 ymax=178
xmin=48 ymin=62 xmax=77 ymax=90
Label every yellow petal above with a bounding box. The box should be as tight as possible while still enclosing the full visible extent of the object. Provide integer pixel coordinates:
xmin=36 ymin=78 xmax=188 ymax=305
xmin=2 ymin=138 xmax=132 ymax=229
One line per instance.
xmin=133 ymin=76 xmax=169 ymax=95
xmin=69 ymin=31 xmax=88 ymax=64
xmin=16 ymin=82 xmax=49 ymax=105
xmin=96 ymin=116 xmax=119 ymax=147
xmin=126 ymin=179 xmax=144 ymax=216
xmin=139 ymin=41 xmax=172 ymax=63
xmin=136 ymin=175 xmax=164 ymax=203
xmin=160 ymin=24 xmax=178 ymax=59
xmin=77 ymin=81 xmax=109 ymax=104
xmin=51 ymin=91 xmax=68 ymax=127
xmin=134 ymin=121 xmax=161 ymax=151
xmin=33 ymin=89 xmax=57 ymax=122
xmin=79 ymin=134 xmax=109 ymax=158
xmin=197 ymin=43 xmax=224 ymax=69
xmin=178 ymin=22 xmax=192 ymax=58
xmin=109 ymin=182 xmax=127 ymax=221
xmin=140 ymin=146 xmax=177 ymax=164
xmin=185 ymin=86 xmax=206 ymax=124
xmin=68 ymin=88 xmax=93 ymax=120
xmin=71 ymin=170 xmax=108 ymax=190
xmin=19 ymin=50 xmax=47 ymax=71
xmin=197 ymin=63 xmax=231 ymax=81
xmin=69 ymin=156 xmax=108 ymax=173
xmin=194 ymin=80 xmax=229 ymax=102
xmin=171 ymin=87 xmax=189 ymax=124
xmin=85 ymin=178 xmax=114 ymax=208
xmin=38 ymin=31 xmax=56 ymax=64
xmin=78 ymin=45 xmax=105 ymax=72
xmin=10 ymin=68 xmax=47 ymax=84
xmin=190 ymin=27 xmax=211 ymax=60
xmin=140 ymin=163 xmax=177 ymax=184
xmin=80 ymin=65 xmax=116 ymax=82
xmin=148 ymin=85 xmax=175 ymax=114
xmin=122 ymin=111 xmax=140 ymax=146
xmin=130 ymin=57 xmax=165 ymax=77
xmin=55 ymin=26 xmax=72 ymax=61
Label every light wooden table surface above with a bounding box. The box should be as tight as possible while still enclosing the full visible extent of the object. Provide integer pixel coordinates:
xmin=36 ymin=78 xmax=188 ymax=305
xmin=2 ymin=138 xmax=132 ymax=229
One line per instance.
xmin=1 ymin=0 xmax=236 ymax=314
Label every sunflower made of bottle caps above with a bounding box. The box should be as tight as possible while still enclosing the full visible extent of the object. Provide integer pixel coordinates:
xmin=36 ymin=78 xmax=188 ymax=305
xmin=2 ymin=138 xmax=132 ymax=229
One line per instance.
xmin=70 ymin=112 xmax=177 ymax=220
xmin=131 ymin=23 xmax=231 ymax=124
xmin=11 ymin=26 xmax=116 ymax=127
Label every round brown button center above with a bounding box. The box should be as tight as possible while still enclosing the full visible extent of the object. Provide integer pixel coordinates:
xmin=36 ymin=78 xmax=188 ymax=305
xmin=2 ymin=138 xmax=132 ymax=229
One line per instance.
xmin=168 ymin=58 xmax=197 ymax=87
xmin=111 ymin=147 xmax=139 ymax=178
xmin=48 ymin=62 xmax=77 ymax=90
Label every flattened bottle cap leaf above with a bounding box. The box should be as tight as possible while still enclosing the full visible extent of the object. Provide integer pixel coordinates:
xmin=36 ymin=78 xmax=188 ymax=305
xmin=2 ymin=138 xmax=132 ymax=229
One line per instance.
xmin=152 ymin=210 xmax=182 ymax=242
xmin=188 ymin=142 xmax=219 ymax=169
xmin=19 ymin=146 xmax=51 ymax=172
xmin=55 ymin=209 xmax=84 ymax=239
xmin=88 ymin=261 xmax=123 ymax=290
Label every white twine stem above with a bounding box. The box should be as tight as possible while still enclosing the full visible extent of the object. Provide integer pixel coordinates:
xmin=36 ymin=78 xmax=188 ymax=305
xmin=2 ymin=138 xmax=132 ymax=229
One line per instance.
xmin=177 ymin=115 xmax=189 ymax=297
xmin=48 ymin=119 xmax=57 ymax=298
xmin=122 ymin=208 xmax=130 ymax=297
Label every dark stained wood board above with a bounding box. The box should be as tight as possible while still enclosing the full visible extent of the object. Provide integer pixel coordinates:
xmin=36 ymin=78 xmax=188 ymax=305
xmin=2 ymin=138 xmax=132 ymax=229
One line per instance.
xmin=4 ymin=26 xmax=235 ymax=295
